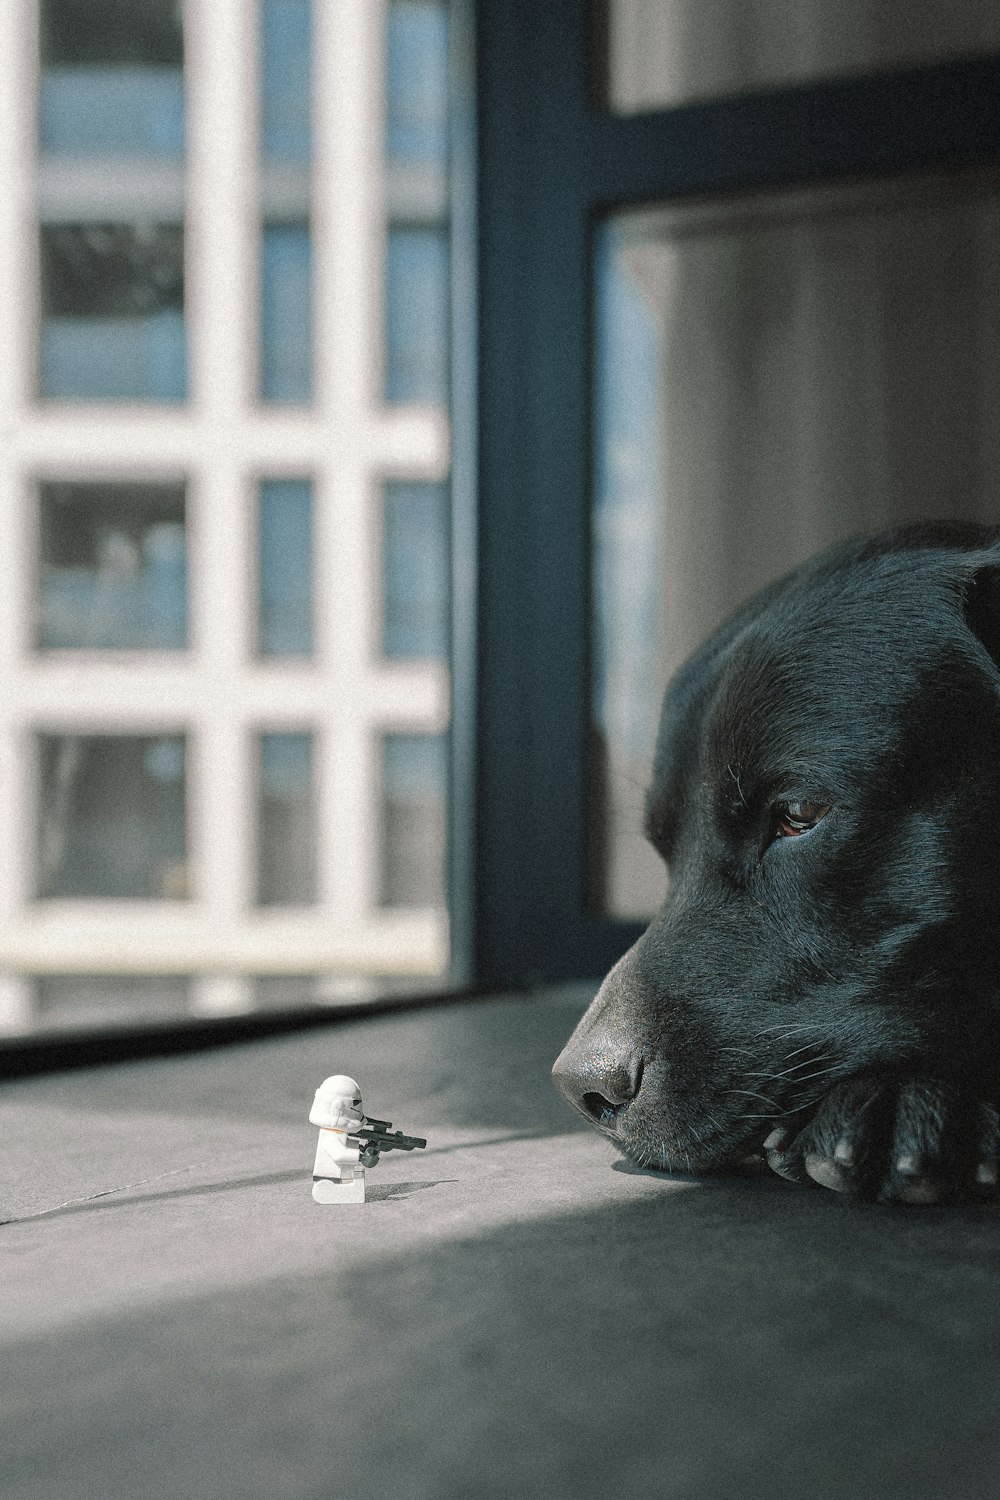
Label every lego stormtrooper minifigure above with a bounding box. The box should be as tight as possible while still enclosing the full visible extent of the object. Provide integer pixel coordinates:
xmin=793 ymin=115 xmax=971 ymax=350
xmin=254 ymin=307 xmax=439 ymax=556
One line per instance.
xmin=309 ymin=1074 xmax=372 ymax=1203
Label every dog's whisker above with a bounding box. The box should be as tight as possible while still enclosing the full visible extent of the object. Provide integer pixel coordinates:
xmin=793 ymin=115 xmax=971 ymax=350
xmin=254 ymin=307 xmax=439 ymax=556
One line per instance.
xmin=744 ymin=1056 xmax=832 ymax=1081
xmin=784 ymin=1066 xmax=840 ymax=1088
xmin=724 ymin=1088 xmax=778 ymax=1107
xmin=758 ymin=1022 xmax=825 ymax=1037
xmin=780 ymin=1040 xmax=832 ymax=1062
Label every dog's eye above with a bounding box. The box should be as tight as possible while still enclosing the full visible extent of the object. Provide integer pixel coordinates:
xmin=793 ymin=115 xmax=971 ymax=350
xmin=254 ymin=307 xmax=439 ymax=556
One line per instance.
xmin=775 ymin=800 xmax=830 ymax=838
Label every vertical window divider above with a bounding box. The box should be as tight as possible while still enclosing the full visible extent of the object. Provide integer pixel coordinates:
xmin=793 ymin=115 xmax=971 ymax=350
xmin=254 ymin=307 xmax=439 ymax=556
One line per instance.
xmin=185 ymin=0 xmax=256 ymax=1014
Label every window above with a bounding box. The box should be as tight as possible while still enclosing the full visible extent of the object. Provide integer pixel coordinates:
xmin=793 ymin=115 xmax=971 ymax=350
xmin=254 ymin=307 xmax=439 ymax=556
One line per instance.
xmin=39 ymin=224 xmax=186 ymax=402
xmin=591 ymin=171 xmax=1000 ymax=917
xmin=257 ymin=479 xmax=314 ymax=657
xmin=259 ymin=0 xmax=313 ymax=403
xmin=0 ymin=0 xmax=458 ymax=1034
xmin=599 ymin=0 xmax=1000 ymax=112
xmin=256 ymin=732 xmax=317 ymax=905
xmin=385 ymin=227 xmax=449 ymax=405
xmin=384 ymin=1 xmax=450 ymax=405
xmin=260 ymin=224 xmax=313 ymax=403
xmin=473 ymin=2 xmax=1000 ymax=981
xmin=380 ymin=733 xmax=448 ymax=907
xmin=382 ymin=481 xmax=449 ymax=659
xmin=39 ymin=0 xmax=184 ymax=157
xmin=37 ymin=480 xmax=187 ymax=651
xmin=36 ymin=733 xmax=188 ymax=900
xmin=260 ymin=0 xmax=312 ymax=163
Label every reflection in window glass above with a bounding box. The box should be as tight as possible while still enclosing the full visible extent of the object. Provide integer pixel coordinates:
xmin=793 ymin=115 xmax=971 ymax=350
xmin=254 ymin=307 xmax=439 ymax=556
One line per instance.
xmin=385 ymin=227 xmax=449 ymax=404
xmin=40 ymin=0 xmax=184 ymax=156
xmin=258 ymin=479 xmax=313 ymax=656
xmin=599 ymin=0 xmax=1000 ymax=114
xmin=38 ymin=481 xmax=187 ymax=650
xmin=261 ymin=223 xmax=312 ymax=403
xmin=37 ymin=733 xmax=188 ymax=899
xmin=380 ymin=733 xmax=447 ymax=907
xmin=591 ymin=172 xmax=1000 ymax=918
xmin=257 ymin=732 xmax=317 ymax=905
xmin=40 ymin=223 xmax=186 ymax=401
xmin=387 ymin=0 xmax=449 ymax=168
xmin=41 ymin=0 xmax=184 ymax=64
xmin=260 ymin=0 xmax=312 ymax=163
xmin=35 ymin=974 xmax=191 ymax=1031
xmin=383 ymin=481 xmax=449 ymax=659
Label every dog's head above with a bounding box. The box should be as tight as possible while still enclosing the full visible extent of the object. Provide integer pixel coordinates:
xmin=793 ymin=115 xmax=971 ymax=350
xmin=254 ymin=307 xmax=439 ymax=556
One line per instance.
xmin=553 ymin=523 xmax=1000 ymax=1172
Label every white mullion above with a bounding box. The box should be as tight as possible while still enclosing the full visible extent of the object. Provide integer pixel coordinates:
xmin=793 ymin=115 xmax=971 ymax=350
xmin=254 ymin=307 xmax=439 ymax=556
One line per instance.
xmin=185 ymin=0 xmax=256 ymax=1009
xmin=0 ymin=4 xmax=39 ymax=1027
xmin=0 ymin=0 xmax=34 ymax=422
xmin=313 ymin=2 xmax=381 ymax=921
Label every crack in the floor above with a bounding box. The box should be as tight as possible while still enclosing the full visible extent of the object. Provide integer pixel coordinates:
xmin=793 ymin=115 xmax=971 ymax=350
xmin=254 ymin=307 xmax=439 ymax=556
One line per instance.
xmin=0 ymin=1159 xmax=222 ymax=1226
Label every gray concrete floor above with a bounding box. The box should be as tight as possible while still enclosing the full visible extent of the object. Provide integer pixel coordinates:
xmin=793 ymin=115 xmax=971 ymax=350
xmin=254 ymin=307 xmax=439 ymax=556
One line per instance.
xmin=2 ymin=985 xmax=1000 ymax=1500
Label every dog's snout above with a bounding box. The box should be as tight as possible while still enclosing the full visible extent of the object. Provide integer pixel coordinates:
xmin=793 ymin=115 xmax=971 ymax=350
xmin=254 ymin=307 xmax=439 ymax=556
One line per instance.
xmin=552 ymin=1043 xmax=644 ymax=1126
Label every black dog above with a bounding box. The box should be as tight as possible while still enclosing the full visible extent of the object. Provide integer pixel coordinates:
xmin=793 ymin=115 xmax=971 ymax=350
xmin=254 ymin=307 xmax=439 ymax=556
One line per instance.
xmin=553 ymin=522 xmax=1000 ymax=1204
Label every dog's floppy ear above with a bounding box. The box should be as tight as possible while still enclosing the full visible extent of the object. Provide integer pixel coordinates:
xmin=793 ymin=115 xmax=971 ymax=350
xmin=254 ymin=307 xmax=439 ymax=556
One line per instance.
xmin=962 ymin=562 xmax=1000 ymax=672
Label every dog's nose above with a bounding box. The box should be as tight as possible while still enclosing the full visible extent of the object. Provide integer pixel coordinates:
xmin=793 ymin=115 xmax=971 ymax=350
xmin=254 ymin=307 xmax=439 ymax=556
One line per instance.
xmin=551 ymin=1041 xmax=644 ymax=1126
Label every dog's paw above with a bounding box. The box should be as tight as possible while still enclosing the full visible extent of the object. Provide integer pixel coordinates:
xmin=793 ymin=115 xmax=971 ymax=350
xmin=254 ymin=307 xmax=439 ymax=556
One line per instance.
xmin=762 ymin=1076 xmax=999 ymax=1205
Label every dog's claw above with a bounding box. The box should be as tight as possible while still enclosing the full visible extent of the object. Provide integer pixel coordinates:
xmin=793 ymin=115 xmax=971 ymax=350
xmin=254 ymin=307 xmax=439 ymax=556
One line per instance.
xmin=803 ymin=1152 xmax=854 ymax=1193
xmin=762 ymin=1076 xmax=1000 ymax=1205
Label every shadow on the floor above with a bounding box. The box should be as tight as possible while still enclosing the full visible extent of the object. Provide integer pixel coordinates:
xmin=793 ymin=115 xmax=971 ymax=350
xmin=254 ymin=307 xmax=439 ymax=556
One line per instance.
xmin=4 ymin=1175 xmax=999 ymax=1500
xmin=366 ymin=1179 xmax=457 ymax=1202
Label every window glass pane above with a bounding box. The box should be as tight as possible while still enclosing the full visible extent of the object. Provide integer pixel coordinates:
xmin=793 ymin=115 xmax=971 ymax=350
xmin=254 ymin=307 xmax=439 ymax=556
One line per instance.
xmin=260 ymin=222 xmax=312 ymax=403
xmin=385 ymin=226 xmax=449 ymax=404
xmin=258 ymin=479 xmax=313 ymax=656
xmin=260 ymin=0 xmax=312 ymax=163
xmin=598 ymin=0 xmax=1000 ymax=114
xmin=40 ymin=0 xmax=183 ymax=157
xmin=37 ymin=733 xmax=188 ymax=899
xmin=40 ymin=224 xmax=186 ymax=401
xmin=380 ymin=733 xmax=447 ymax=907
xmin=383 ymin=480 xmax=449 ymax=659
xmin=38 ymin=480 xmax=187 ymax=650
xmin=591 ymin=170 xmax=1000 ymax=918
xmin=257 ymin=732 xmax=317 ymax=905
xmin=387 ymin=0 xmax=449 ymax=169
xmin=40 ymin=70 xmax=184 ymax=158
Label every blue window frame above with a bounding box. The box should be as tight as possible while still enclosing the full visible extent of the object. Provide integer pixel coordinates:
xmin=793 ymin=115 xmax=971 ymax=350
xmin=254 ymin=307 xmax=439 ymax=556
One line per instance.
xmin=473 ymin=0 xmax=1000 ymax=983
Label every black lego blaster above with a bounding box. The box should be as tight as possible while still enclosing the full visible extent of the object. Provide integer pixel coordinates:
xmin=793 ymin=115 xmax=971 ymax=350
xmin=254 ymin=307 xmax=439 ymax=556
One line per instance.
xmin=351 ymin=1119 xmax=427 ymax=1165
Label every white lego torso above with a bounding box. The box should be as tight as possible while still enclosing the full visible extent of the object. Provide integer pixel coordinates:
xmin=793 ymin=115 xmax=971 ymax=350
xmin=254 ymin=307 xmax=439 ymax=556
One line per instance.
xmin=313 ymin=1128 xmax=361 ymax=1180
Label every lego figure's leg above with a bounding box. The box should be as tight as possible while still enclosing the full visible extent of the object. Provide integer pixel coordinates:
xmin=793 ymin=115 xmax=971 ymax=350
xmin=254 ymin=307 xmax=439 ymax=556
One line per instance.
xmin=312 ymin=1132 xmax=365 ymax=1203
xmin=312 ymin=1170 xmax=365 ymax=1204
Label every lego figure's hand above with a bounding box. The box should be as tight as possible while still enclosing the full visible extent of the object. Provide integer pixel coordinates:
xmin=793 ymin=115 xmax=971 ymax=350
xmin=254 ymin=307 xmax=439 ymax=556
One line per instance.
xmin=359 ymin=1143 xmax=381 ymax=1168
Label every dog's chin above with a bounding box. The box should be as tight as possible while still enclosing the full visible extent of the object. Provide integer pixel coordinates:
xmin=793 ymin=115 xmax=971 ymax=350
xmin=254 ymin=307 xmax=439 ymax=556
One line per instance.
xmin=605 ymin=1109 xmax=769 ymax=1175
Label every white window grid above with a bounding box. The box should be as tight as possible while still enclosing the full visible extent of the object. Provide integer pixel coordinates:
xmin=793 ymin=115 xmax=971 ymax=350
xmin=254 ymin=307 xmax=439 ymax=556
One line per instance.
xmin=0 ymin=1 xmax=450 ymax=1028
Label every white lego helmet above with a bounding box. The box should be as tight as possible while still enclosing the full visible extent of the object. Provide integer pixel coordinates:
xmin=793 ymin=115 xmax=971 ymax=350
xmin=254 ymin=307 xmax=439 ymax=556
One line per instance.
xmin=309 ymin=1074 xmax=364 ymax=1129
